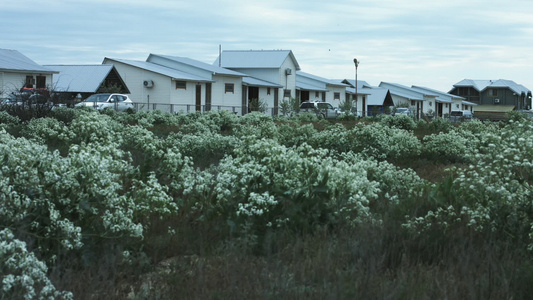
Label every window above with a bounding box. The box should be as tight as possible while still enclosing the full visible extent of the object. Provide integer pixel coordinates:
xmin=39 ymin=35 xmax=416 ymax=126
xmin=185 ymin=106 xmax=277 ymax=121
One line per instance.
xmin=25 ymin=76 xmax=34 ymax=88
xmin=267 ymin=87 xmax=271 ymax=95
xmin=176 ymin=81 xmax=186 ymax=89
xmin=488 ymin=89 xmax=498 ymax=97
xmin=334 ymin=92 xmax=340 ymax=100
xmin=315 ymin=91 xmax=319 ymax=98
xmin=36 ymin=76 xmax=46 ymax=89
xmin=225 ymin=83 xmax=234 ymax=93
xmin=284 ymin=89 xmax=291 ymax=98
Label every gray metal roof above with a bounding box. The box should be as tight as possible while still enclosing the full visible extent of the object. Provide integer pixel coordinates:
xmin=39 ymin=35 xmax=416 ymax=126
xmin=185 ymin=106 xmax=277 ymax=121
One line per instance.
xmin=0 ymin=48 xmax=57 ymax=73
xmin=45 ymin=64 xmax=114 ymax=93
xmin=365 ymin=87 xmax=390 ymax=106
xmin=104 ymin=58 xmax=212 ymax=82
xmin=379 ymin=82 xmax=426 ymax=101
xmin=243 ymin=76 xmax=282 ymax=88
xmin=345 ymin=87 xmax=372 ymax=95
xmin=452 ymin=79 xmax=531 ymax=95
xmin=148 ymin=54 xmax=246 ymax=77
xmin=341 ymin=79 xmax=373 ymax=90
xmin=296 ymin=82 xmax=328 ymax=92
xmin=410 ymin=86 xmax=454 ymax=103
xmin=297 ymin=71 xmax=349 ymax=87
xmin=214 ymin=50 xmax=301 ymax=70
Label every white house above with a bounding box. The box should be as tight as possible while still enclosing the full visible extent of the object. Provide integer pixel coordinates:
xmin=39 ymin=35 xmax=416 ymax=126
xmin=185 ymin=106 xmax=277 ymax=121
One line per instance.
xmin=411 ymin=85 xmax=477 ymax=116
xmin=379 ymin=82 xmax=435 ymax=119
xmin=296 ymin=71 xmax=349 ymax=107
xmin=104 ymin=55 xmax=251 ymax=114
xmin=341 ymin=79 xmax=393 ymax=116
xmin=45 ymin=64 xmax=130 ymax=100
xmin=214 ymin=50 xmax=301 ymax=111
xmin=0 ymin=49 xmax=57 ymax=99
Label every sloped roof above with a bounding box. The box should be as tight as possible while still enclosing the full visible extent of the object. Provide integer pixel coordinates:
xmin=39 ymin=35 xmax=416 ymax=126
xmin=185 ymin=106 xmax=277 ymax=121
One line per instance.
xmin=148 ymin=54 xmax=246 ymax=77
xmin=214 ymin=50 xmax=301 ymax=70
xmin=410 ymin=86 xmax=454 ymax=103
xmin=365 ymin=87 xmax=390 ymax=106
xmin=452 ymin=79 xmax=531 ymax=95
xmin=297 ymin=71 xmax=349 ymax=87
xmin=345 ymin=86 xmax=372 ymax=95
xmin=243 ymin=76 xmax=283 ymax=87
xmin=104 ymin=58 xmax=212 ymax=82
xmin=379 ymin=82 xmax=426 ymax=101
xmin=340 ymin=79 xmax=373 ymax=90
xmin=296 ymin=81 xmax=328 ymax=91
xmin=45 ymin=64 xmax=115 ymax=93
xmin=0 ymin=48 xmax=57 ymax=73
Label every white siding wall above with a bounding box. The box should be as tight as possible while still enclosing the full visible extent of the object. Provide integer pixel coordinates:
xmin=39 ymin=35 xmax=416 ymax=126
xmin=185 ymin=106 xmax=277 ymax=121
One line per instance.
xmin=279 ymin=58 xmax=296 ymax=100
xmin=1 ymin=72 xmax=53 ymax=96
xmin=325 ymin=85 xmax=347 ymax=107
xmin=257 ymin=87 xmax=277 ymax=108
xmin=108 ymin=60 xmax=173 ymax=105
xmin=211 ymin=74 xmax=242 ymax=107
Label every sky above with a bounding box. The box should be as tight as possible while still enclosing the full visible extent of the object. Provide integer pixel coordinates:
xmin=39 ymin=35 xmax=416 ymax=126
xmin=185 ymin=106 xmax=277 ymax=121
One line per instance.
xmin=2 ymin=0 xmax=533 ymax=92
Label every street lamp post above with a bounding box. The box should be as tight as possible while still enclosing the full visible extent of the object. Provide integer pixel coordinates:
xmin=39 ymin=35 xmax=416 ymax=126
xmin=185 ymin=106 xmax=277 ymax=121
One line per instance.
xmin=353 ymin=58 xmax=359 ymax=116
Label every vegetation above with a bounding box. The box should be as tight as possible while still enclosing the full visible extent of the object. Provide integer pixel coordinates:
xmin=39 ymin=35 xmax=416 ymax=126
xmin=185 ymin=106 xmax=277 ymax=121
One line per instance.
xmin=0 ymin=107 xmax=532 ymax=299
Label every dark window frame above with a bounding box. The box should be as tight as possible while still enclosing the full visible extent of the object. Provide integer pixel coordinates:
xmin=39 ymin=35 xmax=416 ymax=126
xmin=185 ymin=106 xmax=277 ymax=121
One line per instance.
xmin=176 ymin=81 xmax=187 ymax=89
xmin=225 ymin=83 xmax=235 ymax=94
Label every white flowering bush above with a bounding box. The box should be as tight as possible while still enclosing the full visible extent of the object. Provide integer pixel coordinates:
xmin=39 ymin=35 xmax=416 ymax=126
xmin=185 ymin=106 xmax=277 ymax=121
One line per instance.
xmin=0 ymin=111 xmax=20 ymax=130
xmin=345 ymin=123 xmax=421 ymax=160
xmin=403 ymin=118 xmax=533 ymax=249
xmin=20 ymin=117 xmax=74 ymax=145
xmin=233 ymin=112 xmax=279 ymax=139
xmin=421 ymin=130 xmax=476 ymax=163
xmin=380 ymin=114 xmax=417 ymax=131
xmin=0 ymin=229 xmax=73 ymax=300
xmin=276 ymin=122 xmax=318 ymax=147
xmin=2 ymin=105 xmax=533 ymax=298
xmin=191 ymin=137 xmax=381 ymax=236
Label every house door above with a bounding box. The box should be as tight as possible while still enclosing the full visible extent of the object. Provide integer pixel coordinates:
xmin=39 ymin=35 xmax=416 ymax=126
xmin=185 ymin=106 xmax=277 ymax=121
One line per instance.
xmin=195 ymin=85 xmax=201 ymax=112
xmin=205 ymin=83 xmax=212 ymax=111
xmin=437 ymin=102 xmax=443 ymax=117
xmin=301 ymin=91 xmax=309 ymax=102
xmin=248 ymin=86 xmax=260 ymax=112
xmin=362 ymin=96 xmax=366 ymax=117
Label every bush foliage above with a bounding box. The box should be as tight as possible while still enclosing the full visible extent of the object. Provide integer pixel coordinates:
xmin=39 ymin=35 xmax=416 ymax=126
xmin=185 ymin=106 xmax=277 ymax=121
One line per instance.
xmin=0 ymin=108 xmax=531 ymax=298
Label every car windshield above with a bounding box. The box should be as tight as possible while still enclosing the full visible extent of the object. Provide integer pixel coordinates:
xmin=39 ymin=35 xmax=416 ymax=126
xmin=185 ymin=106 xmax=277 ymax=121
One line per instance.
xmin=317 ymin=103 xmax=333 ymax=109
xmin=396 ymin=108 xmax=408 ymax=112
xmin=84 ymin=94 xmax=111 ymax=102
xmin=450 ymin=111 xmax=463 ymax=116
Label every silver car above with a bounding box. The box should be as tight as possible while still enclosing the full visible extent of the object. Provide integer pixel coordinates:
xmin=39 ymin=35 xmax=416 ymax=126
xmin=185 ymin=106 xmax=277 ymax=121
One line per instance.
xmin=76 ymin=93 xmax=133 ymax=111
xmin=300 ymin=101 xmax=338 ymax=119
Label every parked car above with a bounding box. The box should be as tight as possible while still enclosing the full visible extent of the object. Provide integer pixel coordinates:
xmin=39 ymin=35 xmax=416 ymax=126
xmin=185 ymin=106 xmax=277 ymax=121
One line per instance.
xmin=299 ymin=101 xmax=338 ymax=119
xmin=450 ymin=110 xmax=474 ymax=122
xmin=76 ymin=93 xmax=133 ymax=111
xmin=393 ymin=107 xmax=413 ymax=116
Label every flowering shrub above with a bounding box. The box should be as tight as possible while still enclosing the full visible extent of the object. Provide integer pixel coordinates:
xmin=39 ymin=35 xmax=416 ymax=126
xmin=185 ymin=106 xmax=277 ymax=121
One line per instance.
xmin=403 ymin=118 xmax=533 ymax=249
xmin=380 ymin=114 xmax=417 ymax=131
xmin=346 ymin=123 xmax=421 ymax=160
xmin=0 ymin=228 xmax=73 ymax=300
xmin=2 ymin=107 xmax=533 ymax=298
xmin=0 ymin=111 xmax=20 ymax=130
xmin=190 ymin=138 xmax=381 ymax=236
xmin=421 ymin=130 xmax=476 ymax=163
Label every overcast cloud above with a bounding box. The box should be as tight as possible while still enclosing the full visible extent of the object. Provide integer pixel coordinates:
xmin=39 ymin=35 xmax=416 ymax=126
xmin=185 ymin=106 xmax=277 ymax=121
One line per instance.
xmin=2 ymin=0 xmax=533 ymax=91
